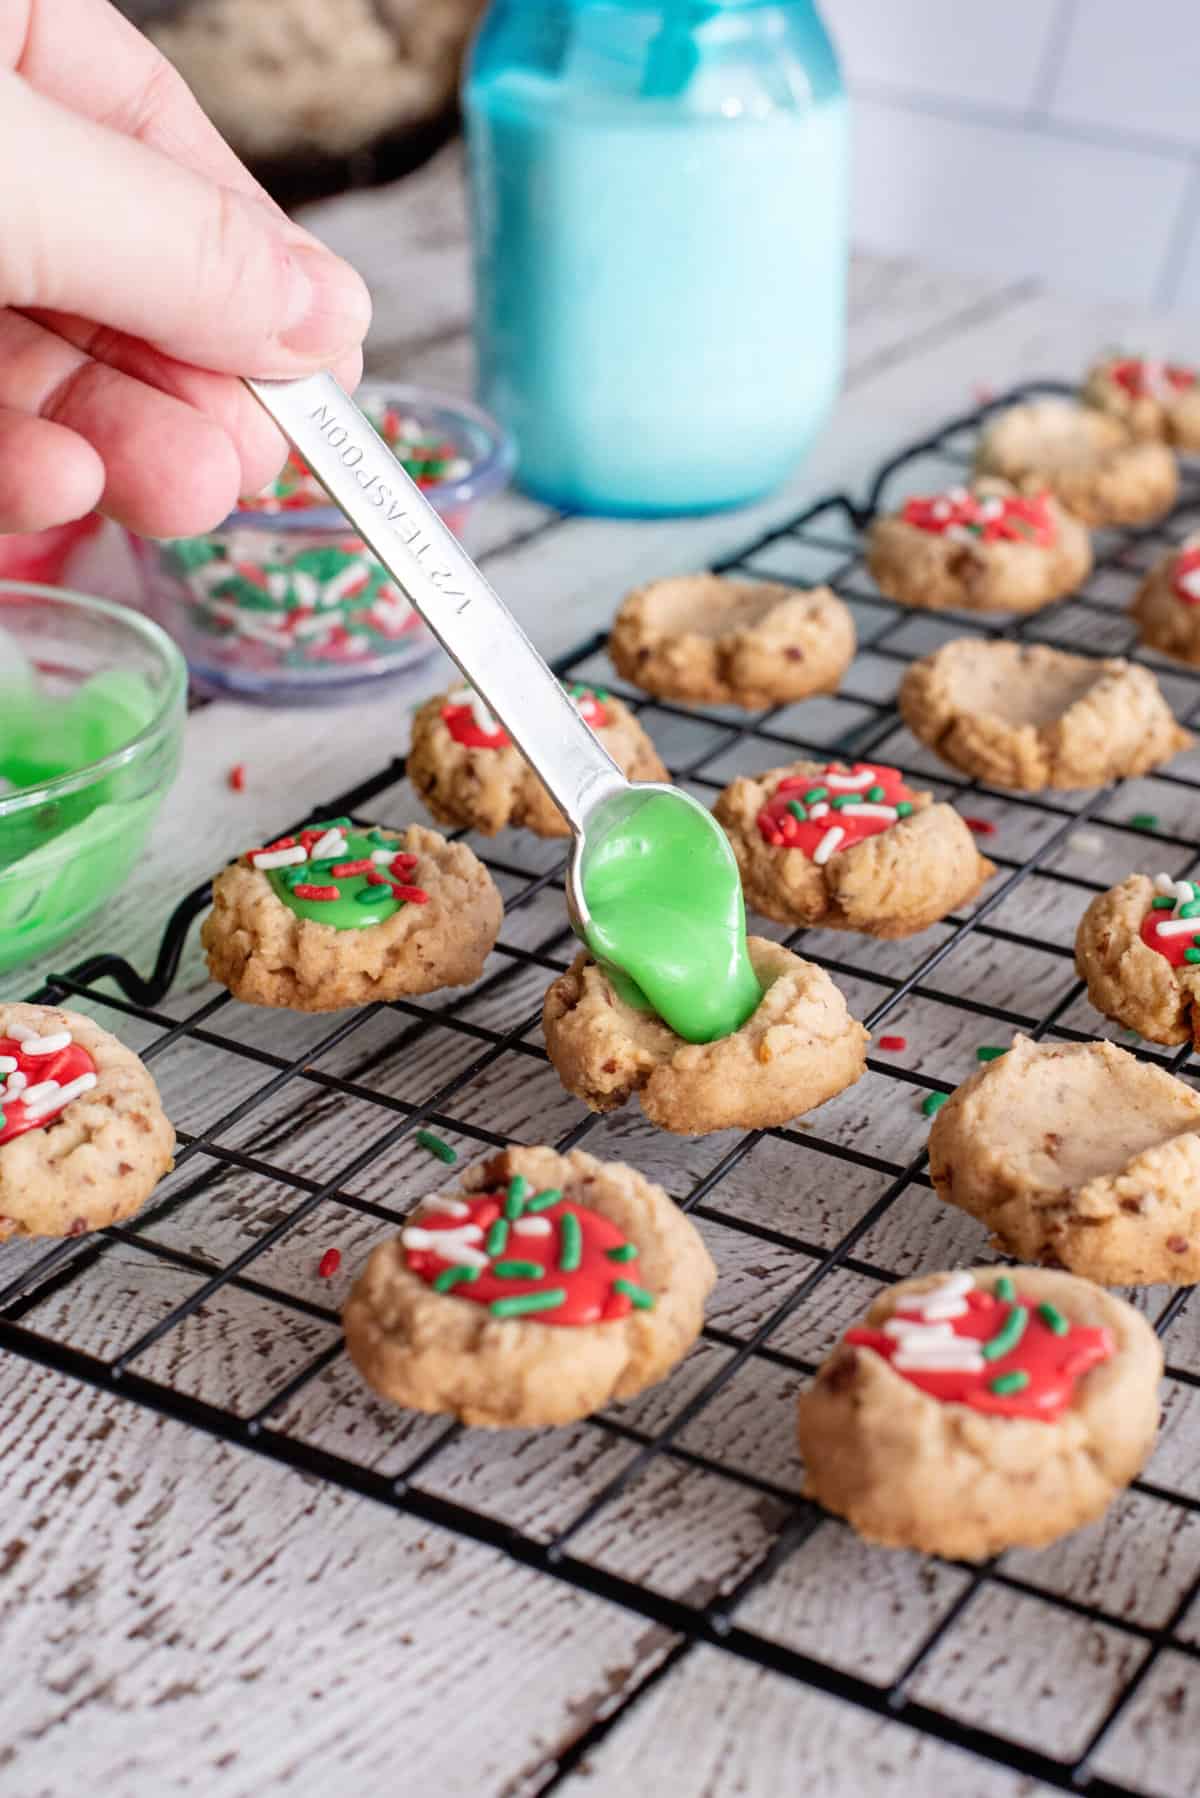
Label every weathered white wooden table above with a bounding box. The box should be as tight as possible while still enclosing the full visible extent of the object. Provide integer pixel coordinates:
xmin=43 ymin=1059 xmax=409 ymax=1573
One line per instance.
xmin=3 ymin=148 xmax=1199 ymax=1798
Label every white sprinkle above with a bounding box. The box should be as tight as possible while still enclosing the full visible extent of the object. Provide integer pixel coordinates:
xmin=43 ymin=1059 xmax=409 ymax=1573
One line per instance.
xmin=806 ymin=802 xmax=830 ymax=821
xmin=513 ymin=1217 xmax=552 ymax=1237
xmin=926 ymin=1271 xmax=975 ymax=1300
xmin=883 ymin=1318 xmax=954 ymax=1341
xmin=292 ymin=613 xmax=337 ymax=639
xmin=931 ymin=499 xmax=951 ymax=520
xmin=947 ymin=485 xmax=970 ymax=505
xmin=322 ymin=563 xmax=370 ymax=607
xmin=417 ymin=1196 xmax=471 ymax=1219
xmin=979 ymin=497 xmax=1004 ymax=519
xmin=18 ymin=1031 xmax=72 ymax=1056
xmin=356 ymin=915 xmax=380 ymax=926
xmin=824 ymin=769 xmax=877 ymax=791
xmin=812 ymin=826 xmax=845 ymax=866
xmin=919 ymin=1299 xmax=970 ymax=1321
xmin=371 ymin=849 xmax=399 ymax=864
xmin=310 ymin=828 xmax=347 ymax=862
xmin=1156 ymin=871 xmax=1178 ymax=894
xmin=894 ymin=1348 xmax=985 ymax=1373
xmin=265 ymin=570 xmax=290 ymax=602
xmin=0 ymin=1058 xmax=16 ymax=1075
xmin=1148 ymin=917 xmax=1200 ymax=938
xmin=20 ymin=1079 xmax=61 ymax=1108
xmin=1177 ymin=567 xmax=1200 ymax=600
xmin=445 ymin=457 xmax=471 ymax=480
xmin=838 ymin=803 xmax=899 ymax=822
xmin=27 ymin=1072 xmax=96 ymax=1116
xmin=945 ymin=524 xmax=975 ymax=543
xmin=400 ymin=1223 xmax=487 ymax=1268
xmin=290 ymin=572 xmax=320 ymax=608
xmin=1067 ymin=830 xmax=1104 ymax=856
xmin=4 ymin=1072 xmax=27 ymax=1095
xmin=251 ymin=846 xmax=308 ymax=870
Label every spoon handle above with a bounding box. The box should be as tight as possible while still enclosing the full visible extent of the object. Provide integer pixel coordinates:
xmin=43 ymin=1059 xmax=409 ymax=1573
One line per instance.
xmin=245 ymin=372 xmax=626 ymax=833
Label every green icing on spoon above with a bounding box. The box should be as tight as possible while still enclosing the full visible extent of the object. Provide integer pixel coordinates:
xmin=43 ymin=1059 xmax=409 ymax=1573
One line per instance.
xmin=262 ymin=824 xmax=421 ymax=929
xmin=582 ymin=790 xmax=762 ymax=1044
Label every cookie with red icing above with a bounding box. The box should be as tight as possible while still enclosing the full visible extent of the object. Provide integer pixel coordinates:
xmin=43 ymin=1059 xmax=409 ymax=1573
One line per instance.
xmin=929 ymin=1034 xmax=1200 ymax=1286
xmin=342 ymin=1144 xmax=716 ymax=1427
xmin=867 ymin=477 xmax=1091 ymax=614
xmin=1083 ymin=353 xmax=1200 ymax=450
xmin=712 ymin=758 xmax=993 ymax=936
xmin=1131 ymin=537 xmax=1200 ymax=666
xmin=407 ymin=683 xmax=667 ymax=838
xmin=0 ymin=1003 xmax=173 ymax=1241
xmin=797 ymin=1265 xmax=1161 ymax=1559
xmin=608 ymin=574 xmax=856 ymax=709
xmin=1076 ymin=871 xmax=1200 ymax=1049
xmin=975 ymin=397 xmax=1177 ymax=527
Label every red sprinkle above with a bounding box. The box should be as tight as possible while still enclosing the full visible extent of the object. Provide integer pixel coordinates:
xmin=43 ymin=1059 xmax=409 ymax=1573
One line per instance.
xmin=878 ymin=1035 xmax=908 ymax=1052
xmin=330 ymin=858 xmax=374 ymax=876
xmin=365 ymin=871 xmax=388 ymax=886
xmin=228 ymin=764 xmax=246 ymax=792
xmin=963 ymin=816 xmax=996 ymax=836
xmin=390 ymin=853 xmax=420 ymax=871
xmin=318 ymin=1248 xmax=342 ymax=1279
xmin=249 ymin=835 xmax=296 ymax=863
xmin=292 ymin=883 xmax=341 ymax=901
xmin=390 ymin=884 xmax=430 ymax=904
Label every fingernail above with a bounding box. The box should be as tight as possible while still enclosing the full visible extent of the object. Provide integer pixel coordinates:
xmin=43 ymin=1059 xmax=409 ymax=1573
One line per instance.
xmin=280 ymin=244 xmax=372 ymax=356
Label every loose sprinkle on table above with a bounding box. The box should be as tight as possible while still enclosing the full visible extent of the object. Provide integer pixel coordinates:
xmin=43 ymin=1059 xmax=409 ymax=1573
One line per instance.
xmin=228 ymin=763 xmax=246 ymax=792
xmin=1130 ymin=813 xmax=1159 ymax=832
xmin=1067 ymin=830 xmax=1103 ymax=855
xmin=963 ymin=816 xmax=996 ymax=836
xmin=415 ymin=1129 xmax=457 ymax=1164
xmin=976 ymin=1045 xmax=1007 ymax=1062
xmin=878 ymin=1035 xmax=908 ymax=1052
xmin=921 ymin=1092 xmax=949 ymax=1117
xmin=318 ymin=1248 xmax=341 ymax=1279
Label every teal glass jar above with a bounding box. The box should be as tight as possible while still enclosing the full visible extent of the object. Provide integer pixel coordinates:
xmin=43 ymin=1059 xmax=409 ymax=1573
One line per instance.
xmin=463 ymin=0 xmax=847 ymax=516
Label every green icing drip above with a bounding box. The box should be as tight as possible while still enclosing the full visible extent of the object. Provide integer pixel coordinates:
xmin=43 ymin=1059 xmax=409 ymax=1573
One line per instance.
xmin=264 ymin=828 xmax=407 ymax=930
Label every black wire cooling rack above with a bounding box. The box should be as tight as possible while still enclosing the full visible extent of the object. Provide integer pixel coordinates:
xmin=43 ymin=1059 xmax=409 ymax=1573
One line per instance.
xmin=8 ymin=382 xmax=1200 ymax=1796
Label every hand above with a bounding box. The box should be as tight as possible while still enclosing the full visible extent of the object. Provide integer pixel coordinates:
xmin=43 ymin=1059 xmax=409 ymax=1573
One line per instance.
xmin=0 ymin=1 xmax=372 ymax=537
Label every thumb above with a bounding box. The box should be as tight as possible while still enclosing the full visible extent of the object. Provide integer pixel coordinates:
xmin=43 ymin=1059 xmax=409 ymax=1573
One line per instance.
xmin=0 ymin=70 xmax=371 ymax=377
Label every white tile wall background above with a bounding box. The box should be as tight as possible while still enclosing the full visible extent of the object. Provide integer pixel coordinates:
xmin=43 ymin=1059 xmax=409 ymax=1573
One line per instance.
xmin=821 ymin=0 xmax=1200 ymax=313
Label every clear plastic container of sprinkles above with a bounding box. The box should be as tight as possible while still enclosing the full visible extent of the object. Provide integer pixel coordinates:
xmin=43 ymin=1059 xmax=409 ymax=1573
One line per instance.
xmin=128 ymin=384 xmax=515 ymax=705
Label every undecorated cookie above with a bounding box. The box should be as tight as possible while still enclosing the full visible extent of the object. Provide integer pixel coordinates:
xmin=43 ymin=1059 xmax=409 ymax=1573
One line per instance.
xmin=714 ymin=756 xmax=993 ymax=936
xmin=343 ymin=1144 xmax=716 ymax=1428
xmin=928 ymin=1034 xmax=1200 ymax=1285
xmin=1076 ymin=871 xmax=1200 ymax=1047
xmin=867 ymin=479 xmax=1091 ymax=614
xmin=608 ymin=574 xmax=856 ymax=709
xmin=408 ymin=682 xmax=667 ymax=837
xmin=1131 ymin=536 xmax=1200 ymax=665
xmin=898 ymin=638 xmax=1191 ymax=790
xmin=542 ymin=940 xmax=867 ymax=1134
xmin=0 ymin=1003 xmax=174 ymax=1241
xmin=1082 ymin=353 xmax=1200 ymax=450
xmin=202 ymin=816 xmax=502 ymax=1010
xmin=975 ymin=397 xmax=1177 ymax=527
xmin=797 ymin=1265 xmax=1161 ymax=1560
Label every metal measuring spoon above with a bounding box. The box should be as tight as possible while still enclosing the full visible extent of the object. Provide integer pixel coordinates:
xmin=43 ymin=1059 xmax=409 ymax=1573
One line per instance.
xmin=245 ymin=373 xmax=716 ymax=943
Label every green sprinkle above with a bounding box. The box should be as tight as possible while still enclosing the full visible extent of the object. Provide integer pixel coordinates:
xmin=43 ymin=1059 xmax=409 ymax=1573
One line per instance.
xmin=787 ymin=800 xmax=808 ymax=822
xmin=307 ymin=858 xmax=342 ymax=873
xmin=921 ymin=1091 xmax=949 ymax=1117
xmin=505 ymin=1174 xmax=531 ymax=1220
xmin=367 ymin=828 xmax=389 ymax=844
xmin=594 ymin=687 xmax=610 ymax=702
xmin=491 ymin=1288 xmax=567 ymax=1318
xmin=867 ymin=785 xmax=886 ymax=802
xmin=803 ymin=787 xmax=828 ymax=804
xmin=613 ymin=1278 xmax=656 ymax=1311
xmin=559 ymin=1209 xmax=583 ymax=1273
xmin=486 ymin=1218 xmax=509 ymax=1257
xmin=976 ymin=1046 xmax=1007 ymax=1062
xmin=415 ymin=1130 xmax=457 ymax=1165
xmin=1152 ymin=895 xmax=1176 ymax=909
xmin=1185 ymin=949 xmax=1200 ymax=964
xmin=1038 ymin=1302 xmax=1069 ymax=1337
xmin=355 ymin=887 xmax=392 ymax=905
xmin=492 ymin=1259 xmax=544 ymax=1279
xmin=434 ymin=1265 xmax=479 ymax=1294
xmin=830 ymin=794 xmax=856 ymax=810
xmin=1181 ymin=901 xmax=1200 ymax=918
xmin=0 ymin=1109 xmax=5 ymax=1131
xmin=989 ymin=1369 xmax=1030 ymax=1396
xmin=995 ymin=1274 xmax=1016 ymax=1302
xmin=525 ymin=1187 xmax=562 ymax=1213
xmin=607 ymin=1243 xmax=639 ymax=1263
xmin=1130 ymin=813 xmax=1159 ymax=832
xmin=895 ymin=801 xmax=914 ymax=818
xmin=982 ymin=1304 xmax=1028 ymax=1362
xmin=314 ymin=817 xmax=352 ymax=832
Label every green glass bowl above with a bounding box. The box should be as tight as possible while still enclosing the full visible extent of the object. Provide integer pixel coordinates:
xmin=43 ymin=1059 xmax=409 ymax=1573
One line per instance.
xmin=0 ymin=583 xmax=186 ymax=976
